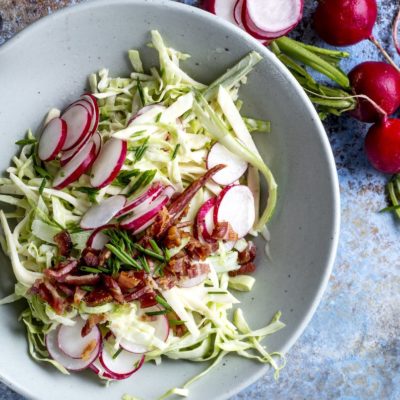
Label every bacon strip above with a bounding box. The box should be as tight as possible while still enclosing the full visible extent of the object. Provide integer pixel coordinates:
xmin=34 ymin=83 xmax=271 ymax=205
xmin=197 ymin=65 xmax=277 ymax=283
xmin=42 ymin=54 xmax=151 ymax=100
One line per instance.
xmin=103 ymin=275 xmax=124 ymax=303
xmin=61 ymin=274 xmax=101 ymax=286
xmin=124 ymin=285 xmax=152 ymax=302
xmin=81 ymin=248 xmax=99 ymax=267
xmin=73 ymin=287 xmax=86 ymax=306
xmin=238 ymin=241 xmax=256 ymax=265
xmin=187 ymin=262 xmax=210 ymax=278
xmin=228 ymin=261 xmax=256 ymax=277
xmin=45 ymin=260 xmax=78 ymax=280
xmin=54 ymin=231 xmax=73 ymax=257
xmin=84 ymin=289 xmax=113 ymax=306
xmin=81 ymin=314 xmax=106 ymax=337
xmin=42 ymin=280 xmax=65 ymax=314
xmin=211 ymin=221 xmax=238 ymax=242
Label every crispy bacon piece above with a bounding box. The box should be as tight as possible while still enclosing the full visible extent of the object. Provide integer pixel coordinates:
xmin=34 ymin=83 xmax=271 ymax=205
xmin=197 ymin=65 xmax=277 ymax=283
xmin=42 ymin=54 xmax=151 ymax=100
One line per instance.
xmin=42 ymin=280 xmax=65 ymax=314
xmin=62 ymin=273 xmax=101 ymax=286
xmin=81 ymin=340 xmax=97 ymax=361
xmin=117 ymin=271 xmax=141 ymax=291
xmin=73 ymin=287 xmax=86 ymax=306
xmin=57 ymin=284 xmax=74 ymax=298
xmin=54 ymin=231 xmax=73 ymax=257
xmin=146 ymin=207 xmax=171 ymax=237
xmin=84 ymin=289 xmax=113 ymax=306
xmin=187 ymin=262 xmax=210 ymax=278
xmin=158 ymin=165 xmax=225 ymax=236
xmin=103 ymin=275 xmax=124 ymax=303
xmin=98 ymin=249 xmax=111 ymax=266
xmin=168 ymin=255 xmax=190 ymax=275
xmin=228 ymin=261 xmax=256 ymax=277
xmin=81 ymin=248 xmax=99 ymax=267
xmin=211 ymin=221 xmax=238 ymax=242
xmin=156 ymin=274 xmax=178 ymax=290
xmin=185 ymin=238 xmax=212 ymax=261
xmin=164 ymin=225 xmax=181 ymax=249
xmin=45 ymin=259 xmax=78 ymax=280
xmin=124 ymin=285 xmax=152 ymax=302
xmin=238 ymin=241 xmax=256 ymax=265
xmin=139 ymin=292 xmax=158 ymax=308
xmin=81 ymin=314 xmax=106 ymax=337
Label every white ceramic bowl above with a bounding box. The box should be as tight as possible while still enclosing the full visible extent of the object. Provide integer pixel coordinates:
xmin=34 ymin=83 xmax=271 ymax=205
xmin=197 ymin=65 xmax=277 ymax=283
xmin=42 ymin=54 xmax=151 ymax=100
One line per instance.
xmin=0 ymin=1 xmax=340 ymax=399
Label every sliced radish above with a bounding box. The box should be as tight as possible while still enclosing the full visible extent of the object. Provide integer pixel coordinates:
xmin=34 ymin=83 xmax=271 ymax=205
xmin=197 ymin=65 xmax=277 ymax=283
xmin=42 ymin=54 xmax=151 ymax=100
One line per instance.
xmin=87 ymin=224 xmax=114 ymax=250
xmin=99 ymin=344 xmax=144 ymax=380
xmin=118 ymin=305 xmax=169 ymax=354
xmin=46 ymin=328 xmax=100 ymax=371
xmin=90 ymin=358 xmax=115 ymax=379
xmin=90 ymin=138 xmax=127 ymax=189
xmin=81 ymin=94 xmax=100 ymax=135
xmin=120 ymin=195 xmax=169 ymax=234
xmin=53 ymin=140 xmax=96 ymax=189
xmin=60 ymin=132 xmax=92 ymax=166
xmin=195 ymin=197 xmax=217 ymax=243
xmin=131 ymin=185 xmax=174 ymax=216
xmin=38 ymin=117 xmax=67 ymax=161
xmin=234 ymin=0 xmax=244 ymax=25
xmin=214 ymin=185 xmax=255 ymax=238
xmin=92 ymin=131 xmax=102 ymax=156
xmin=58 ymin=318 xmax=101 ymax=359
xmin=61 ymin=104 xmax=91 ymax=150
xmin=204 ymin=0 xmax=236 ymax=24
xmin=178 ymin=274 xmax=208 ymax=288
xmin=116 ymin=182 xmax=164 ymax=218
xmin=207 ymin=143 xmax=248 ymax=185
xmin=80 ymin=195 xmax=126 ymax=230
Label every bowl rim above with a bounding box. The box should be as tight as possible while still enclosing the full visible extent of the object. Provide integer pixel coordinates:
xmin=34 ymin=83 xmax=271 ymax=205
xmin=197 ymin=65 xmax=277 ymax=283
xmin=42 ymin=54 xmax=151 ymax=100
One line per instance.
xmin=0 ymin=1 xmax=340 ymax=399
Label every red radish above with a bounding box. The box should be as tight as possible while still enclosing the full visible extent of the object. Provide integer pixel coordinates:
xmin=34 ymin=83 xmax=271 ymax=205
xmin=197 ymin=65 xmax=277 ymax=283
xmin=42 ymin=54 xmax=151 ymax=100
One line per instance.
xmin=99 ymin=343 xmax=144 ymax=380
xmin=81 ymin=94 xmax=100 ymax=135
xmin=61 ymin=131 xmax=101 ymax=166
xmin=233 ymin=0 xmax=243 ymax=25
xmin=348 ymin=62 xmax=400 ymax=123
xmin=38 ymin=117 xmax=67 ymax=161
xmin=242 ymin=0 xmax=303 ymax=40
xmin=132 ymin=185 xmax=174 ymax=216
xmin=90 ymin=138 xmax=127 ymax=188
xmin=116 ymin=182 xmax=164 ymax=218
xmin=214 ymin=185 xmax=255 ymax=238
xmin=120 ymin=195 xmax=169 ymax=234
xmin=203 ymin=0 xmax=236 ymax=24
xmin=46 ymin=328 xmax=100 ymax=371
xmin=92 ymin=131 xmax=102 ymax=156
xmin=53 ymin=140 xmax=96 ymax=189
xmin=195 ymin=197 xmax=217 ymax=243
xmin=365 ymin=118 xmax=400 ymax=174
xmin=178 ymin=273 xmax=208 ymax=288
xmin=207 ymin=143 xmax=248 ymax=185
xmin=61 ymin=104 xmax=91 ymax=150
xmin=57 ymin=318 xmax=101 ymax=359
xmin=90 ymin=358 xmax=114 ymax=380
xmin=87 ymin=224 xmax=114 ymax=250
xmin=80 ymin=195 xmax=126 ymax=230
xmin=117 ymin=305 xmax=169 ymax=354
xmin=314 ymin=0 xmax=377 ymax=46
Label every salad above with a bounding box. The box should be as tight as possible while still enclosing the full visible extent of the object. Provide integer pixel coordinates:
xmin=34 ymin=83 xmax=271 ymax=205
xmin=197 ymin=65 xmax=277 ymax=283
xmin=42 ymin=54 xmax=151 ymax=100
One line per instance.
xmin=0 ymin=31 xmax=284 ymax=398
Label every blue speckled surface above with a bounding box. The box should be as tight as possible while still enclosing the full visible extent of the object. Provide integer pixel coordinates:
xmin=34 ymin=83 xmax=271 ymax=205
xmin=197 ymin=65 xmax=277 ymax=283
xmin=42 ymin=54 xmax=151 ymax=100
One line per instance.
xmin=0 ymin=0 xmax=399 ymax=399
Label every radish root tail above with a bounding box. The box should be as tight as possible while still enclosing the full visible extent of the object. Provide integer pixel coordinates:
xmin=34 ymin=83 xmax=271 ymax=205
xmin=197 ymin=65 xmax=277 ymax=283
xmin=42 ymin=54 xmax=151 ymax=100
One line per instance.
xmin=392 ymin=3 xmax=400 ymax=56
xmin=369 ymin=35 xmax=400 ymax=73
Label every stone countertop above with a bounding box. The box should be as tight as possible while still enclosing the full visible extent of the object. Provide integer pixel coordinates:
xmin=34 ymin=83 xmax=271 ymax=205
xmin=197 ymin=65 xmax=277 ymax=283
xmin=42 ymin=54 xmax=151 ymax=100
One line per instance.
xmin=0 ymin=0 xmax=399 ymax=399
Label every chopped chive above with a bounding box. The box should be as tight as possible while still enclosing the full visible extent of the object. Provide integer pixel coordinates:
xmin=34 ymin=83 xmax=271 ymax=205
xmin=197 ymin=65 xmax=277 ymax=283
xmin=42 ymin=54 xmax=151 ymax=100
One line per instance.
xmin=379 ymin=204 xmax=400 ymax=213
xmin=164 ymin=248 xmax=171 ymax=262
xmin=81 ymin=285 xmax=94 ymax=292
xmin=149 ymin=239 xmax=163 ymax=255
xmin=171 ymin=144 xmax=180 ymax=160
xmin=153 ymin=262 xmax=165 ymax=277
xmin=168 ymin=319 xmax=186 ymax=326
xmin=15 ymin=138 xmax=37 ymax=146
xmin=80 ymin=266 xmax=104 ymax=274
xmin=141 ymin=256 xmax=150 ymax=274
xmin=75 ymin=187 xmax=99 ymax=203
xmin=207 ymin=291 xmax=228 ymax=295
xmin=132 ymin=243 xmax=165 ymax=261
xmin=145 ymin=309 xmax=168 ymax=316
xmin=112 ymin=348 xmax=123 ymax=359
xmin=134 ymin=137 xmax=150 ymax=162
xmin=127 ymin=170 xmax=156 ymax=197
xmin=155 ymin=295 xmax=172 ymax=310
xmin=34 ymin=165 xmax=51 ymax=179
xmin=39 ymin=178 xmax=47 ymax=195
xmin=115 ymin=169 xmax=141 ymax=186
xmin=155 ymin=112 xmax=162 ymax=122
xmin=136 ymin=77 xmax=146 ymax=106
xmin=106 ymin=243 xmax=143 ymax=270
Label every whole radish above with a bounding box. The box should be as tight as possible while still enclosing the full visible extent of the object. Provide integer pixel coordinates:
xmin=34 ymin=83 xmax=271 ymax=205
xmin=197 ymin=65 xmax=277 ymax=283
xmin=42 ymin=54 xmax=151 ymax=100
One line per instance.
xmin=349 ymin=62 xmax=400 ymax=123
xmin=314 ymin=0 xmax=377 ymax=46
xmin=365 ymin=118 xmax=400 ymax=174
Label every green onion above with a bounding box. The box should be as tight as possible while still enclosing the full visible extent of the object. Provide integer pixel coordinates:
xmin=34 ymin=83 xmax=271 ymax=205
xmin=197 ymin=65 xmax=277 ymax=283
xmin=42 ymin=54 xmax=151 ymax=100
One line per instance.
xmin=34 ymin=165 xmax=51 ymax=179
xmin=115 ymin=169 xmax=141 ymax=186
xmin=113 ymin=348 xmax=123 ymax=359
xmin=106 ymin=243 xmax=143 ymax=270
xmin=149 ymin=239 xmax=163 ymax=255
xmin=136 ymin=77 xmax=146 ymax=106
xmin=80 ymin=266 xmax=107 ymax=274
xmin=15 ymin=138 xmax=37 ymax=146
xmin=155 ymin=112 xmax=162 ymax=122
xmin=168 ymin=319 xmax=186 ymax=326
xmin=81 ymin=285 xmax=95 ymax=292
xmin=141 ymin=256 xmax=150 ymax=274
xmin=134 ymin=137 xmax=149 ymax=162
xmin=38 ymin=178 xmax=47 ymax=195
xmin=155 ymin=295 xmax=172 ymax=310
xmin=132 ymin=243 xmax=165 ymax=261
xmin=171 ymin=144 xmax=180 ymax=160
xmin=127 ymin=170 xmax=156 ymax=197
xmin=145 ymin=309 xmax=168 ymax=316
xmin=208 ymin=291 xmax=228 ymax=295
xmin=75 ymin=187 xmax=99 ymax=203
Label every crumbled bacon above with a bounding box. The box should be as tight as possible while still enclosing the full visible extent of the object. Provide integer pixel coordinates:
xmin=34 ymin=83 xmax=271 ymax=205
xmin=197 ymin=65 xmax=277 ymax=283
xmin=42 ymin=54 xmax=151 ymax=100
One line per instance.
xmin=98 ymin=249 xmax=111 ymax=266
xmin=211 ymin=221 xmax=238 ymax=242
xmin=139 ymin=292 xmax=158 ymax=308
xmin=164 ymin=225 xmax=181 ymax=249
xmin=81 ymin=340 xmax=97 ymax=361
xmin=81 ymin=248 xmax=99 ymax=267
xmin=237 ymin=241 xmax=256 ymax=265
xmin=61 ymin=273 xmax=101 ymax=286
xmin=57 ymin=284 xmax=74 ymax=298
xmin=185 ymin=238 xmax=212 ymax=261
xmin=187 ymin=262 xmax=210 ymax=278
xmin=124 ymin=285 xmax=153 ymax=302
xmin=81 ymin=314 xmax=106 ymax=337
xmin=42 ymin=280 xmax=65 ymax=314
xmin=146 ymin=207 xmax=171 ymax=237
xmin=228 ymin=261 xmax=256 ymax=277
xmin=54 ymin=231 xmax=73 ymax=257
xmin=84 ymin=289 xmax=113 ymax=306
xmin=103 ymin=275 xmax=124 ymax=303
xmin=117 ymin=271 xmax=141 ymax=291
xmin=156 ymin=274 xmax=178 ymax=290
xmin=73 ymin=287 xmax=86 ymax=306
xmin=168 ymin=255 xmax=190 ymax=275
xmin=44 ymin=259 xmax=78 ymax=280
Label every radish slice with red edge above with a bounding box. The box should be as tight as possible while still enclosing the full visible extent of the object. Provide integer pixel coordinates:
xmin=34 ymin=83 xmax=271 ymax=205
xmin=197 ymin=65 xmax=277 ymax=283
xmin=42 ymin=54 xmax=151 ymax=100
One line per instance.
xmin=81 ymin=94 xmax=99 ymax=135
xmin=57 ymin=318 xmax=101 ymax=359
xmin=80 ymin=195 xmax=126 ymax=230
xmin=60 ymin=131 xmax=92 ymax=166
xmin=233 ymin=0 xmax=243 ymax=25
xmin=90 ymin=358 xmax=115 ymax=380
xmin=118 ymin=305 xmax=169 ymax=354
xmin=214 ymin=185 xmax=255 ymax=238
xmin=92 ymin=131 xmax=102 ymax=156
xmin=53 ymin=139 xmax=96 ymax=190
xmin=87 ymin=224 xmax=114 ymax=250
xmin=38 ymin=117 xmax=67 ymax=161
xmin=116 ymin=182 xmax=165 ymax=218
xmin=207 ymin=143 xmax=248 ymax=185
xmin=178 ymin=273 xmax=208 ymax=288
xmin=204 ymin=0 xmax=236 ymax=24
xmin=99 ymin=342 xmax=144 ymax=379
xmin=46 ymin=328 xmax=100 ymax=371
xmin=120 ymin=195 xmax=169 ymax=234
xmin=61 ymin=104 xmax=91 ymax=151
xmin=90 ymin=138 xmax=127 ymax=189
xmin=195 ymin=197 xmax=217 ymax=243
xmin=130 ymin=185 xmax=174 ymax=216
